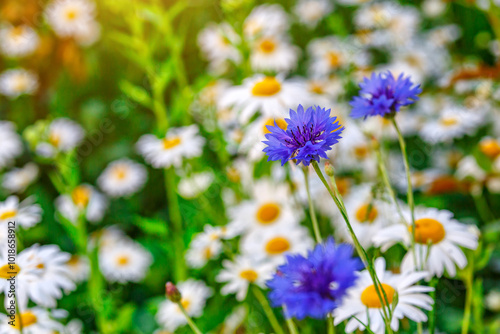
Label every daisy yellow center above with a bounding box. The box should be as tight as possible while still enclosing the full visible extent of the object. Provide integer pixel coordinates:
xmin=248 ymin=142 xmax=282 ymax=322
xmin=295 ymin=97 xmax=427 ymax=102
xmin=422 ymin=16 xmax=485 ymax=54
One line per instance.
xmin=162 ymin=137 xmax=182 ymax=150
xmin=256 ymin=203 xmax=281 ymax=224
xmin=258 ymin=38 xmax=276 ymax=53
xmin=355 ymin=204 xmax=378 ymax=223
xmin=327 ymin=52 xmax=341 ymax=68
xmin=11 ymin=312 xmax=37 ymax=330
xmin=239 ymin=269 xmax=259 ymax=282
xmin=479 ymin=139 xmax=500 ymax=159
xmin=0 ymin=263 xmax=20 ymax=279
xmin=67 ymin=255 xmax=80 ymax=266
xmin=409 ymin=218 xmax=446 ymax=244
xmin=10 ymin=26 xmax=24 ymax=38
xmin=0 ymin=210 xmax=17 ymax=220
xmin=204 ymin=247 xmax=212 ymax=259
xmin=361 ymin=283 xmax=395 ymax=308
xmin=251 ymin=77 xmax=281 ymax=97
xmin=263 ymin=118 xmax=287 ymax=134
xmin=71 ymin=186 xmax=91 ymax=208
xmin=440 ymin=117 xmax=458 ymax=127
xmin=335 ymin=178 xmax=350 ymax=196
xmin=116 ymin=256 xmax=129 ymax=266
xmin=65 ymin=9 xmax=78 ymax=21
xmin=13 ymin=76 xmax=28 ymax=91
xmin=180 ymin=298 xmax=190 ymax=311
xmin=36 ymin=263 xmax=44 ymax=269
xmin=112 ymin=166 xmax=128 ymax=180
xmin=354 ymin=145 xmax=369 ymax=159
xmin=309 ymin=82 xmax=325 ymax=95
xmin=49 ymin=133 xmax=61 ymax=147
xmin=265 ymin=237 xmax=290 ymax=255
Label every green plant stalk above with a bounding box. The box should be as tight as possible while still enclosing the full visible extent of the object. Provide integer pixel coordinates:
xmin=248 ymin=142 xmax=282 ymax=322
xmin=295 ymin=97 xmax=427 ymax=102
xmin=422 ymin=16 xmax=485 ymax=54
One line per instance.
xmin=283 ymin=305 xmax=299 ymax=334
xmin=328 ymin=315 xmax=336 ymax=334
xmin=391 ymin=117 xmax=419 ymax=270
xmin=462 ymin=263 xmax=474 ymax=334
xmin=164 ymin=168 xmax=188 ymax=281
xmin=311 ymin=161 xmax=393 ymax=333
xmin=373 ymin=140 xmax=407 ymax=224
xmin=178 ymin=302 xmax=204 ymax=334
xmin=302 ymin=168 xmax=322 ymax=243
xmin=471 ymin=187 xmax=495 ymax=224
xmin=253 ymin=286 xmax=286 ymax=334
xmin=428 ymin=278 xmax=438 ymax=334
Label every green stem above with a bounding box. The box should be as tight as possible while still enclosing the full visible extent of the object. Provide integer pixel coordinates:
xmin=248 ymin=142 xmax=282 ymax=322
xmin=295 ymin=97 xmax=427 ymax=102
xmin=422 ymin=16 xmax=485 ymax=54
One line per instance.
xmin=429 ymin=278 xmax=438 ymax=334
xmin=391 ymin=117 xmax=419 ymax=269
xmin=312 ymin=162 xmax=393 ymax=333
xmin=303 ymin=167 xmax=322 ymax=243
xmin=462 ymin=265 xmax=474 ymax=334
xmin=471 ymin=187 xmax=494 ymax=224
xmin=178 ymin=302 xmax=204 ymax=334
xmin=164 ymin=168 xmax=187 ymax=281
xmin=328 ymin=315 xmax=335 ymax=334
xmin=283 ymin=305 xmax=299 ymax=334
xmin=253 ymin=286 xmax=286 ymax=334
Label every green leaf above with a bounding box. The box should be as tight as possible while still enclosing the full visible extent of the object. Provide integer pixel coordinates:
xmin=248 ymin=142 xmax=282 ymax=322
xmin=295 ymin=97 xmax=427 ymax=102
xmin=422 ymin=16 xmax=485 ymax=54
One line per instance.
xmin=134 ymin=216 xmax=168 ymax=237
xmin=119 ymin=81 xmax=152 ymax=108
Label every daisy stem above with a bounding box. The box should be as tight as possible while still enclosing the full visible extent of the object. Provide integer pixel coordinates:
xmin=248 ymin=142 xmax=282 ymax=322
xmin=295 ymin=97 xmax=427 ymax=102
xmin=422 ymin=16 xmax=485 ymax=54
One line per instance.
xmin=372 ymin=138 xmax=407 ymax=224
xmin=471 ymin=187 xmax=495 ymax=223
xmin=253 ymin=286 xmax=286 ymax=334
xmin=391 ymin=118 xmax=419 ymax=267
xmin=327 ymin=314 xmax=335 ymax=334
xmin=462 ymin=262 xmax=474 ymax=334
xmin=312 ymin=161 xmax=393 ymax=333
xmin=302 ymin=167 xmax=322 ymax=243
xmin=283 ymin=305 xmax=299 ymax=334
xmin=428 ymin=278 xmax=439 ymax=334
xmin=177 ymin=301 xmax=204 ymax=334
xmin=164 ymin=168 xmax=188 ymax=282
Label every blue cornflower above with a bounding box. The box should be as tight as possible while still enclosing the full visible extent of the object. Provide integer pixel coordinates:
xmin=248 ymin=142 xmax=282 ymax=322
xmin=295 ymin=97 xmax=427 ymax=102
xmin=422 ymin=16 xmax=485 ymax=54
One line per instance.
xmin=350 ymin=72 xmax=422 ymax=119
xmin=262 ymin=105 xmax=344 ymax=166
xmin=267 ymin=238 xmax=362 ymax=320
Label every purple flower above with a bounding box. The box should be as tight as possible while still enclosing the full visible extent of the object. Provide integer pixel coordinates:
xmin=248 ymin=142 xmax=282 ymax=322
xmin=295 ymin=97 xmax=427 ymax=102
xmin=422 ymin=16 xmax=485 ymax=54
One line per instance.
xmin=350 ymin=72 xmax=422 ymax=119
xmin=267 ymin=238 xmax=362 ymax=320
xmin=262 ymin=105 xmax=344 ymax=166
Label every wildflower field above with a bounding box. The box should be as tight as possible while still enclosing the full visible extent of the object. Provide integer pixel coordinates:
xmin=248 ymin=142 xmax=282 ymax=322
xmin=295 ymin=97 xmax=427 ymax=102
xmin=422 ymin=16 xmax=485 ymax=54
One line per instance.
xmin=1 ymin=0 xmax=500 ymax=333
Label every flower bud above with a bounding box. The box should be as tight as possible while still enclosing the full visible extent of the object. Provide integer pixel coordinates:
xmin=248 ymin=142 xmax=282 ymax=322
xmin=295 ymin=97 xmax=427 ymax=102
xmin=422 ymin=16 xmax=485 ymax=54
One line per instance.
xmin=165 ymin=282 xmax=182 ymax=303
xmin=324 ymin=161 xmax=334 ymax=177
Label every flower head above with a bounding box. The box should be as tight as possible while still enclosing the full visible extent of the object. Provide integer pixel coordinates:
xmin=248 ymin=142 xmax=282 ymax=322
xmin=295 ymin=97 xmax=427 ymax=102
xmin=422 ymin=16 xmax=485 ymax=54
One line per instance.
xmin=267 ymin=237 xmax=362 ymax=320
xmin=263 ymin=105 xmax=344 ymax=166
xmin=350 ymin=72 xmax=422 ymax=119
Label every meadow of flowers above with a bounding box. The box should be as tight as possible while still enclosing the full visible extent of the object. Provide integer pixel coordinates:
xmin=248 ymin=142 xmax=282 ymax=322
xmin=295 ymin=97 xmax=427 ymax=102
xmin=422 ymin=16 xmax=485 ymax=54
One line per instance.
xmin=1 ymin=0 xmax=500 ymax=333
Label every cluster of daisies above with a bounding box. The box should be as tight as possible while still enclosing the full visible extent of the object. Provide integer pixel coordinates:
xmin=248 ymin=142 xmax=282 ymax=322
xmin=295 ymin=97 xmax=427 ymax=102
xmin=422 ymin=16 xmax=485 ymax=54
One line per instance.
xmin=0 ymin=0 xmax=499 ymax=333
xmin=0 ymin=0 xmax=100 ymax=99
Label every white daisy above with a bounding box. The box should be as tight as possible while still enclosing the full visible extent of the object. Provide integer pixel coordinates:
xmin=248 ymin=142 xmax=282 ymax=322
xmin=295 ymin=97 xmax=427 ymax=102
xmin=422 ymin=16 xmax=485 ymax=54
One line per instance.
xmin=294 ymin=0 xmax=333 ymax=28
xmin=334 ymin=184 xmax=395 ymax=248
xmin=156 ymin=279 xmax=213 ymax=332
xmin=485 ymin=290 xmax=500 ymax=312
xmin=136 ymin=125 xmax=205 ymax=169
xmin=239 ymin=115 xmax=289 ymax=161
xmin=373 ymin=207 xmax=479 ymax=278
xmin=198 ymin=22 xmax=241 ymax=74
xmin=227 ymin=179 xmax=302 ymax=235
xmin=0 ymin=307 xmax=64 ymax=334
xmin=0 ymin=24 xmax=39 ymax=58
xmin=65 ymin=255 xmax=90 ymax=283
xmin=250 ymin=35 xmax=300 ymax=73
xmin=97 ymin=158 xmax=147 ymax=198
xmin=0 ymin=69 xmax=38 ymax=99
xmin=219 ymin=74 xmax=307 ymax=124
xmin=334 ymin=258 xmax=434 ymax=334
xmin=15 ymin=244 xmax=76 ymax=308
xmin=240 ymin=225 xmax=314 ymax=266
xmin=44 ymin=0 xmax=96 ymax=38
xmin=185 ymin=225 xmax=236 ymax=269
xmin=2 ymin=163 xmax=39 ymax=193
xmin=177 ymin=171 xmax=214 ymax=199
xmin=419 ymin=104 xmax=486 ymax=144
xmin=243 ymin=4 xmax=290 ymax=39
xmin=0 ymin=196 xmax=42 ymax=229
xmin=99 ymin=240 xmax=153 ymax=283
xmin=307 ymin=37 xmax=368 ymax=77
xmin=216 ymin=255 xmax=275 ymax=301
xmin=35 ymin=118 xmax=85 ymax=158
xmin=0 ymin=122 xmax=23 ymax=170
xmin=55 ymin=184 xmax=108 ymax=224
